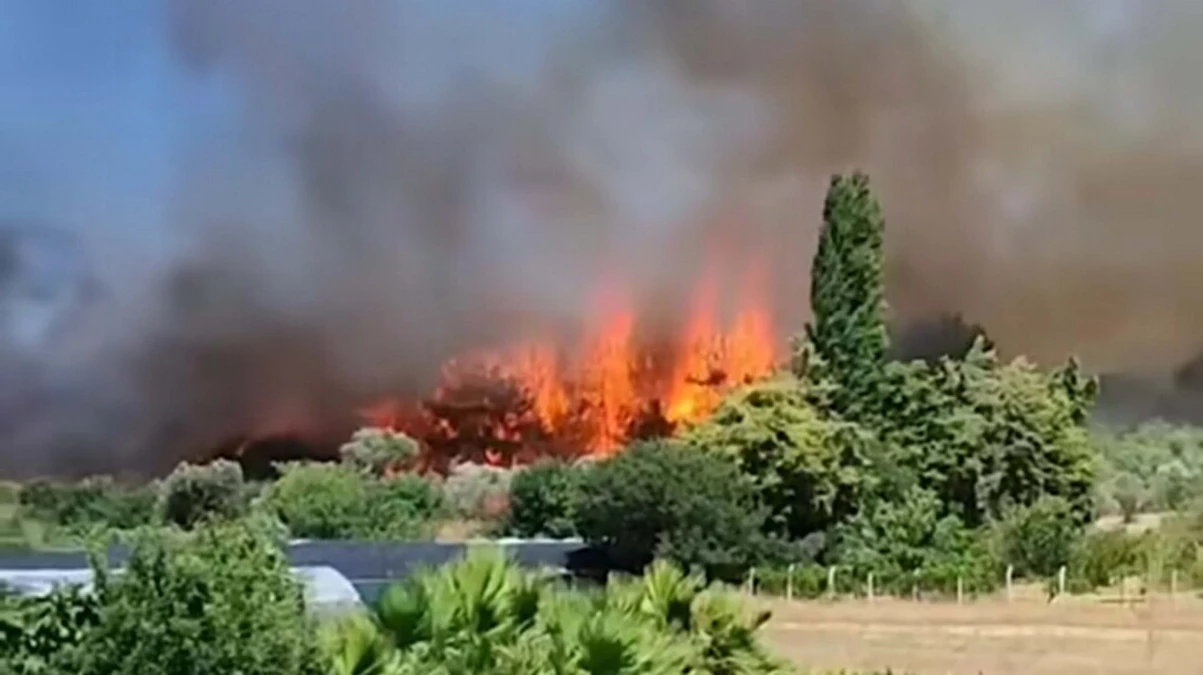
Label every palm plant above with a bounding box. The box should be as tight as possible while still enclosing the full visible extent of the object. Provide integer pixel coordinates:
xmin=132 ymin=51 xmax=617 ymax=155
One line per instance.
xmin=320 ymin=549 xmax=788 ymax=675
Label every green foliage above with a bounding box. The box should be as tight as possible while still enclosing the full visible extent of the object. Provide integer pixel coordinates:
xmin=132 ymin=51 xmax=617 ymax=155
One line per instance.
xmin=321 ymin=549 xmax=787 ymax=675
xmin=157 ymin=460 xmax=250 ymax=529
xmin=803 ymin=172 xmax=889 ymax=417
xmin=574 ymin=440 xmax=782 ymax=580
xmin=503 ymin=459 xmax=582 ymax=538
xmin=17 ymin=477 xmax=156 ymax=535
xmin=1094 ymin=422 xmax=1203 ymax=516
xmin=832 ymin=487 xmax=1000 ymax=596
xmin=265 ymin=462 xmax=442 ymax=540
xmin=1065 ymin=529 xmax=1145 ymax=591
xmin=868 ymin=341 xmax=1097 ymax=527
xmin=61 ymin=520 xmax=324 ymax=675
xmin=340 ymin=428 xmax=421 ymax=476
xmin=994 ymin=496 xmax=1083 ymax=578
xmin=1 ymin=585 xmax=100 ymax=675
xmin=683 ymin=376 xmax=877 ymax=540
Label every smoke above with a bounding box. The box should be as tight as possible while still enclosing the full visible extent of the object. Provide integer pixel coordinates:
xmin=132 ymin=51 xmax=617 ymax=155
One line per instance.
xmin=1 ymin=0 xmax=1202 ymax=475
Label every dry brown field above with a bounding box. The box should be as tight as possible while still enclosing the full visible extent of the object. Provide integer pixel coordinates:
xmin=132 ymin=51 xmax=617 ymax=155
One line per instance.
xmin=761 ymin=591 xmax=1203 ymax=674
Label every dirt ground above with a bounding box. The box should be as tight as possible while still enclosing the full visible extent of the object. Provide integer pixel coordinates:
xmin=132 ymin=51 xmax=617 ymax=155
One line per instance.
xmin=761 ymin=594 xmax=1203 ymax=674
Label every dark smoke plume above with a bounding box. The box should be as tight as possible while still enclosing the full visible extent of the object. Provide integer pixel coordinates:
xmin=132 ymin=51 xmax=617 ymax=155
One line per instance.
xmin=1 ymin=0 xmax=1202 ymax=476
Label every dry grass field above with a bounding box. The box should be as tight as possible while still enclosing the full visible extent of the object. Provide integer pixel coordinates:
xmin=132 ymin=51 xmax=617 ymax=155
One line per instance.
xmin=761 ymin=592 xmax=1203 ymax=674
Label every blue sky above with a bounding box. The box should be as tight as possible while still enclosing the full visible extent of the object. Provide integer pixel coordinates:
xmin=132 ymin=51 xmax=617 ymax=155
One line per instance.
xmin=0 ymin=2 xmax=191 ymax=245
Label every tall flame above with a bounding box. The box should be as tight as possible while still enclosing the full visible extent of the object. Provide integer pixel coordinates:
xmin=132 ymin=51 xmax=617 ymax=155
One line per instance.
xmin=358 ymin=253 xmax=780 ymax=467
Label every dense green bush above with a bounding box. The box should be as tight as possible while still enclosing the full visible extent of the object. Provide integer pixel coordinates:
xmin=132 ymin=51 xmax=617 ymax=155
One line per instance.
xmin=60 ymin=520 xmax=324 ymax=675
xmin=994 ymin=496 xmax=1083 ymax=579
xmin=502 ymin=459 xmax=582 ymax=538
xmin=1 ymin=585 xmax=100 ymax=675
xmin=157 ymin=460 xmax=250 ymax=529
xmin=322 ymin=548 xmax=787 ymax=675
xmin=831 ymin=487 xmax=1000 ymax=596
xmin=265 ymin=462 xmax=442 ymax=540
xmin=574 ymin=440 xmax=785 ymax=580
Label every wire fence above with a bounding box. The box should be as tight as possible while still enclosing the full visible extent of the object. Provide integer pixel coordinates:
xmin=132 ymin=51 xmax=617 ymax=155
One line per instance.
xmin=736 ymin=563 xmax=1203 ymax=605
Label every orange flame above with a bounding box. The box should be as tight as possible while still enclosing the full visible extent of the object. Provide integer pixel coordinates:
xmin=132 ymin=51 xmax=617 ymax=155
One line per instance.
xmin=357 ymin=253 xmax=780 ymax=468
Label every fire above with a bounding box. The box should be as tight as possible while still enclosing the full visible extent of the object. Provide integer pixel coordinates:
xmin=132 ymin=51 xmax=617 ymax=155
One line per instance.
xmin=359 ymin=258 xmax=781 ymax=468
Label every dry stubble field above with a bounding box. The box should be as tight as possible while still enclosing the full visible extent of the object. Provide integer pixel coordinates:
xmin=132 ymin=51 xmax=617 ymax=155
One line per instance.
xmin=760 ymin=592 xmax=1203 ymax=674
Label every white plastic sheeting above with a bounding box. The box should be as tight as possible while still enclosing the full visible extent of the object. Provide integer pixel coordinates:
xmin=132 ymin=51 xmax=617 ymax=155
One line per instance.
xmin=0 ymin=566 xmax=364 ymax=614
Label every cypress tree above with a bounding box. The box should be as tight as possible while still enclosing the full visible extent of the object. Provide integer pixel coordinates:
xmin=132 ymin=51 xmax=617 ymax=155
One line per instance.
xmin=801 ymin=172 xmax=889 ymax=414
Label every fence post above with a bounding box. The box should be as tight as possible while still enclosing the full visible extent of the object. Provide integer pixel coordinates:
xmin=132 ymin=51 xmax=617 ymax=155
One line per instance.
xmin=1171 ymin=569 xmax=1179 ymax=601
xmin=867 ymin=572 xmax=875 ymax=604
xmin=747 ymin=567 xmax=757 ymax=596
xmin=1006 ymin=565 xmax=1014 ymax=603
xmin=827 ymin=566 xmax=837 ymax=600
xmin=1057 ymin=566 xmax=1067 ymax=598
xmin=786 ymin=564 xmax=796 ymax=601
xmin=957 ymin=576 xmax=964 ymax=605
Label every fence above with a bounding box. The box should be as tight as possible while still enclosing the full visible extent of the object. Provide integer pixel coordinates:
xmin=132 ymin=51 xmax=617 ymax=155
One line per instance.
xmin=738 ymin=563 xmax=1202 ymax=605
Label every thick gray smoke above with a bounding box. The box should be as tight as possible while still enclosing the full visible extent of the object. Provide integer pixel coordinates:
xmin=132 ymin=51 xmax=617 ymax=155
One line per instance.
xmin=1 ymin=0 xmax=1202 ymax=476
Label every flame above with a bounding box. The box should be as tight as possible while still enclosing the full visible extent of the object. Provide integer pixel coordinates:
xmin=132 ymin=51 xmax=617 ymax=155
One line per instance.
xmin=356 ymin=253 xmax=781 ymax=468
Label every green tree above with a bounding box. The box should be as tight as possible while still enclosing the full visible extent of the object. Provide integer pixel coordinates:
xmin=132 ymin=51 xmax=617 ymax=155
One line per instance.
xmin=339 ymin=427 xmax=420 ymax=476
xmin=801 ymin=172 xmax=889 ymax=416
xmin=682 ymin=375 xmax=877 ymax=540
xmin=574 ymin=441 xmax=781 ymax=580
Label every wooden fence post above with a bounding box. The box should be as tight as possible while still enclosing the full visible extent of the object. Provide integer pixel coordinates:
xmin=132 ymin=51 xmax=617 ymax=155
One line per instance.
xmin=827 ymin=566 xmax=837 ymax=600
xmin=867 ymin=572 xmax=875 ymax=604
xmin=747 ymin=567 xmax=757 ymax=596
xmin=1171 ymin=569 xmax=1179 ymax=600
xmin=956 ymin=576 xmax=964 ymax=605
xmin=1057 ymin=566 xmax=1067 ymax=598
xmin=1006 ymin=565 xmax=1014 ymax=603
xmin=786 ymin=564 xmax=796 ymax=601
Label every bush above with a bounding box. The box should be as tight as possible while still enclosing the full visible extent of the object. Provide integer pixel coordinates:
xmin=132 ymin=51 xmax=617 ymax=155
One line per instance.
xmin=502 ymin=459 xmax=582 ymax=538
xmin=16 ymin=478 xmax=156 ymax=535
xmin=574 ymin=440 xmax=782 ymax=580
xmin=1066 ymin=529 xmax=1145 ymax=591
xmin=440 ymin=462 xmax=513 ymax=521
xmin=339 ymin=427 xmax=420 ymax=475
xmin=832 ymin=487 xmax=1000 ymax=596
xmin=1 ymin=584 xmax=100 ymax=675
xmin=266 ymin=462 xmax=442 ymax=540
xmin=58 ymin=520 xmax=324 ymax=675
xmin=995 ymin=496 xmax=1083 ymax=579
xmin=157 ymin=460 xmax=250 ymax=529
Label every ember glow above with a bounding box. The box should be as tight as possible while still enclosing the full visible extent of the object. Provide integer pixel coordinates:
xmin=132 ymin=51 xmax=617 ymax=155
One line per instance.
xmin=357 ymin=259 xmax=782 ymax=469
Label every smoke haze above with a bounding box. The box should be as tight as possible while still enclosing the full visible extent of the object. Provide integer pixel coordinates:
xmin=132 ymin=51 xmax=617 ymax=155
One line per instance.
xmin=1 ymin=0 xmax=1202 ymax=476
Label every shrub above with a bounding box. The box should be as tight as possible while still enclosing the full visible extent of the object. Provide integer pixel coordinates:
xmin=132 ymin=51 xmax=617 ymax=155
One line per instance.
xmin=59 ymin=520 xmax=324 ymax=675
xmin=995 ymin=496 xmax=1083 ymax=579
xmin=339 ymin=427 xmax=420 ymax=475
xmin=17 ymin=478 xmax=156 ymax=534
xmin=266 ymin=462 xmax=441 ymax=540
xmin=502 ymin=459 xmax=582 ymax=538
xmin=574 ymin=440 xmax=781 ymax=580
xmin=440 ymin=462 xmax=513 ymax=521
xmin=1 ymin=584 xmax=100 ymax=675
xmin=1066 ymin=529 xmax=1145 ymax=591
xmin=832 ymin=487 xmax=1000 ymax=596
xmin=157 ymin=460 xmax=249 ymax=529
